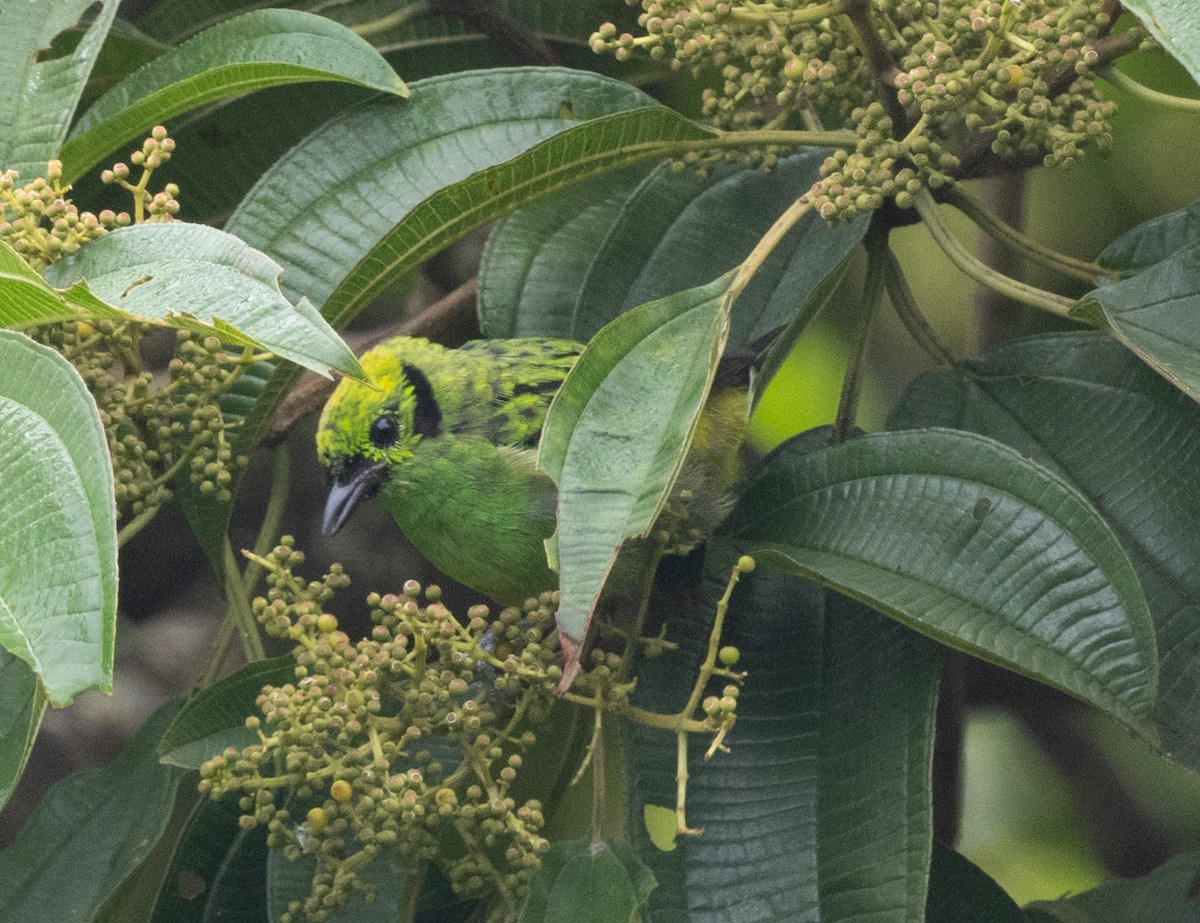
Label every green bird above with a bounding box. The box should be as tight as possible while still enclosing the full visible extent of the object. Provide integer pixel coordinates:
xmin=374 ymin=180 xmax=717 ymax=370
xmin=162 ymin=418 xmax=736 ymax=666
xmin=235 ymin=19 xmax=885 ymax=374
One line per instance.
xmin=317 ymin=336 xmax=749 ymax=609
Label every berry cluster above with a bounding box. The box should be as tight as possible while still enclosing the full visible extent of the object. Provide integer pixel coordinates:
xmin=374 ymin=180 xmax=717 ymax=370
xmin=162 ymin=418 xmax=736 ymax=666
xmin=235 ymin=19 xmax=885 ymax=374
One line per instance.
xmin=593 ymin=1 xmax=1124 ymax=218
xmin=99 ymin=126 xmax=181 ymax=223
xmin=199 ymin=540 xmax=563 ymax=922
xmin=0 ymin=160 xmax=112 ymax=270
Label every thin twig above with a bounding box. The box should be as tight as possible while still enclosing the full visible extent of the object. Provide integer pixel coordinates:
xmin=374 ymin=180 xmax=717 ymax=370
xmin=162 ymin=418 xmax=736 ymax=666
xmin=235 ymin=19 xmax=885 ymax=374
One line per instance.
xmin=884 ymin=249 xmax=957 ymax=367
xmin=834 ymin=229 xmax=887 ymax=441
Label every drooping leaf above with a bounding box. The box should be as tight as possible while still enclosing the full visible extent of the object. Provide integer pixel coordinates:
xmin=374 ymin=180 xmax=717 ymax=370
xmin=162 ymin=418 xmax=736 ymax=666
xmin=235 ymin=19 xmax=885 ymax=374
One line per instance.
xmin=1099 ymin=198 xmax=1200 ymax=274
xmin=1121 ymin=1 xmax=1200 ymax=86
xmin=1072 ymin=241 xmax=1200 ymax=404
xmin=0 ymin=651 xmax=46 ymax=813
xmin=59 ymin=9 xmax=408 ymax=183
xmin=1025 ymin=851 xmax=1200 ymax=923
xmin=0 ymin=0 xmax=119 ymax=178
xmin=150 ymin=795 xmax=269 ymax=923
xmin=889 ymin=331 xmax=1200 ymax=768
xmin=925 ymin=843 xmax=1025 ymax=923
xmin=724 ymin=427 xmax=1159 ymax=733
xmin=158 ymin=655 xmax=294 ymax=768
xmin=625 ymin=546 xmax=938 ymax=922
xmin=480 ymin=149 xmax=867 ymax=346
xmin=0 ymin=330 xmax=116 ymax=706
xmin=521 ymin=838 xmax=657 ymax=923
xmin=539 ymin=273 xmax=736 ymax=657
xmin=40 ymin=223 xmax=365 ymax=381
xmin=0 ymin=703 xmax=186 ymax=920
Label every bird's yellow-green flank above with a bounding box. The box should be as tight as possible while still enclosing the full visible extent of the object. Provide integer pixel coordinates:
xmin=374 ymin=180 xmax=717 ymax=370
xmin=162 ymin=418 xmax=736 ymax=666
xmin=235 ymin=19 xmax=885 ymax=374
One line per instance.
xmin=317 ymin=336 xmax=748 ymax=609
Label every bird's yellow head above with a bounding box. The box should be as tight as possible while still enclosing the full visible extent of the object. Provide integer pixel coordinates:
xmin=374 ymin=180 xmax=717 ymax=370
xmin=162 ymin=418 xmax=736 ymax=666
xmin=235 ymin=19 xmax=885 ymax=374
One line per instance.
xmin=316 ymin=337 xmax=444 ymax=534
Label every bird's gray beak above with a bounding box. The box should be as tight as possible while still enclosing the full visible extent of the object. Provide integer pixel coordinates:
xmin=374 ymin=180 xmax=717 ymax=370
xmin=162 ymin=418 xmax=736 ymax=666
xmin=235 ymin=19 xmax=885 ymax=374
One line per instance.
xmin=323 ymin=458 xmax=388 ymax=535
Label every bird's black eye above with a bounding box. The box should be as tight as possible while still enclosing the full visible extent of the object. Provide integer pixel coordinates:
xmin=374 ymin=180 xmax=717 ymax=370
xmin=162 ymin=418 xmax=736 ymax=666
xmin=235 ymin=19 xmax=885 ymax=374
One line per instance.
xmin=369 ymin=413 xmax=400 ymax=448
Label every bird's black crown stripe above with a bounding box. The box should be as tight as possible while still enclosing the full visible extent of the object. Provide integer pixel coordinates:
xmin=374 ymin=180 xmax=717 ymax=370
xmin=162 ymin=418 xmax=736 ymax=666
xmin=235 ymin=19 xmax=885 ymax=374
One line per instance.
xmin=401 ymin=362 xmax=442 ymax=437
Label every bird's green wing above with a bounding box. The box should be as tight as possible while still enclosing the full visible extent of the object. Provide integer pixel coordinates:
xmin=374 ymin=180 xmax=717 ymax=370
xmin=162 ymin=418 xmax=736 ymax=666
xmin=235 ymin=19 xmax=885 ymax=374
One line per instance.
xmin=458 ymin=338 xmax=582 ymax=447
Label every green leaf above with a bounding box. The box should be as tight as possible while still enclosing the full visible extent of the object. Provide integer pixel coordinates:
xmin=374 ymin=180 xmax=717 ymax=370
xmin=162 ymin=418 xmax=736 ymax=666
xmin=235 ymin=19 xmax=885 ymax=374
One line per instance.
xmin=1099 ymin=199 xmax=1200 ymax=274
xmin=539 ymin=273 xmax=736 ymax=650
xmin=150 ymin=795 xmax=269 ymax=923
xmin=625 ymin=547 xmax=938 ymax=922
xmin=888 ymin=331 xmax=1200 ymax=768
xmin=59 ymin=9 xmax=408 ymax=183
xmin=1025 ymin=851 xmax=1200 ymax=923
xmin=0 ymin=330 xmax=116 ymax=706
xmin=925 ymin=844 xmax=1025 ymax=923
xmin=1121 ymin=1 xmax=1200 ymax=86
xmin=521 ymin=838 xmax=657 ymax=923
xmin=0 ymin=703 xmax=186 ymax=921
xmin=724 ymin=427 xmax=1159 ymax=732
xmin=159 ymin=655 xmax=294 ymax=768
xmin=1073 ymin=242 xmax=1200 ymax=403
xmin=41 ymin=223 xmax=365 ymax=381
xmin=0 ymin=651 xmax=46 ymax=813
xmin=0 ymin=0 xmax=119 ymax=178
xmin=480 ymin=149 xmax=867 ymax=346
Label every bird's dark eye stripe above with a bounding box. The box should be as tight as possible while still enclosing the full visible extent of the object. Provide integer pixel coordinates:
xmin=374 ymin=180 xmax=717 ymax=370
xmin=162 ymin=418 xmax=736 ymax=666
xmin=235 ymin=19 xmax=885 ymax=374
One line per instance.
xmin=401 ymin=362 xmax=442 ymax=438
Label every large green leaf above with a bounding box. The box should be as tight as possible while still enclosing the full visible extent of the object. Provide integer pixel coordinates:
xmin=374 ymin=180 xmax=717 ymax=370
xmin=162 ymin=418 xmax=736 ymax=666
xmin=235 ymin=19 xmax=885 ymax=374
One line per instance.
xmin=150 ymin=795 xmax=269 ymax=923
xmin=0 ymin=0 xmax=118 ymax=178
xmin=0 ymin=651 xmax=46 ymax=813
xmin=1073 ymin=241 xmax=1200 ymax=403
xmin=625 ymin=547 xmax=938 ymax=922
xmin=724 ymin=427 xmax=1158 ymax=732
xmin=1122 ymin=1 xmax=1200 ymax=86
xmin=539 ymin=273 xmax=735 ymax=655
xmin=480 ymin=149 xmax=867 ymax=346
xmin=889 ymin=331 xmax=1200 ymax=768
xmin=925 ymin=844 xmax=1025 ymax=923
xmin=59 ymin=9 xmax=407 ymax=183
xmin=0 ymin=330 xmax=116 ymax=706
xmin=1025 ymin=851 xmax=1200 ymax=923
xmin=0 ymin=703 xmax=185 ymax=921
xmin=158 ymin=655 xmax=294 ymax=768
xmin=521 ymin=839 xmax=657 ymax=923
xmin=40 ymin=223 xmax=365 ymax=381
xmin=1099 ymin=199 xmax=1200 ymax=274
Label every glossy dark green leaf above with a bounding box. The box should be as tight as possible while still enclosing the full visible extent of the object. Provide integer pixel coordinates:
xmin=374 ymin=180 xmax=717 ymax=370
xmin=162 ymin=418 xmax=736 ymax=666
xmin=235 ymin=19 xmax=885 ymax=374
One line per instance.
xmin=0 ymin=703 xmax=185 ymax=921
xmin=41 ymin=223 xmax=365 ymax=381
xmin=1099 ymin=199 xmax=1200 ymax=274
xmin=521 ymin=838 xmax=657 ymax=923
xmin=889 ymin=331 xmax=1200 ymax=767
xmin=0 ymin=330 xmax=116 ymax=706
xmin=59 ymin=9 xmax=407 ymax=183
xmin=925 ymin=843 xmax=1025 ymax=923
xmin=724 ymin=427 xmax=1158 ymax=733
xmin=0 ymin=0 xmax=118 ymax=178
xmin=625 ymin=545 xmax=938 ymax=922
xmin=159 ymin=655 xmax=294 ymax=768
xmin=540 ymin=273 xmax=735 ymax=651
xmin=1073 ymin=242 xmax=1200 ymax=403
xmin=1121 ymin=1 xmax=1200 ymax=85
xmin=150 ymin=795 xmax=269 ymax=923
xmin=1025 ymin=851 xmax=1200 ymax=923
xmin=0 ymin=651 xmax=46 ymax=812
xmin=479 ymin=149 xmax=867 ymax=346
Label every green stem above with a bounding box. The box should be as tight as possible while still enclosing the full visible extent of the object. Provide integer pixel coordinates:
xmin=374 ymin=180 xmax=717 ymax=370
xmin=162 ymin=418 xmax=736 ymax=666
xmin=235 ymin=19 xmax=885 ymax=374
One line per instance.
xmin=591 ymin=709 xmax=606 ymax=845
xmin=241 ymin=449 xmax=290 ymax=600
xmin=943 ymin=182 xmax=1112 ymax=285
xmin=224 ymin=540 xmax=266 ymax=663
xmin=117 ymin=503 xmax=163 ymax=547
xmin=884 ymin=249 xmax=958 ymax=367
xmin=834 ymin=229 xmax=887 ymax=442
xmin=1099 ymin=66 xmax=1200 ymax=112
xmin=913 ymin=188 xmax=1079 ymax=318
xmin=731 ymin=194 xmax=816 ymax=296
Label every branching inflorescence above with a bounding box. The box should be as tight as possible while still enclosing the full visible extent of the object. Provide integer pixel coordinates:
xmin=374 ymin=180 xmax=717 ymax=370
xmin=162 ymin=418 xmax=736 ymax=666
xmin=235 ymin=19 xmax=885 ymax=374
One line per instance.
xmin=593 ymin=1 xmax=1129 ymax=219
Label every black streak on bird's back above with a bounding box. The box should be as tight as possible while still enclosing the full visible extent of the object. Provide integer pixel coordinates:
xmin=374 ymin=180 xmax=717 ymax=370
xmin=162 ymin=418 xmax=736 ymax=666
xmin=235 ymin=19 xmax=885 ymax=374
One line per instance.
xmin=511 ymin=380 xmax=559 ymax=397
xmin=401 ymin=362 xmax=442 ymax=437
